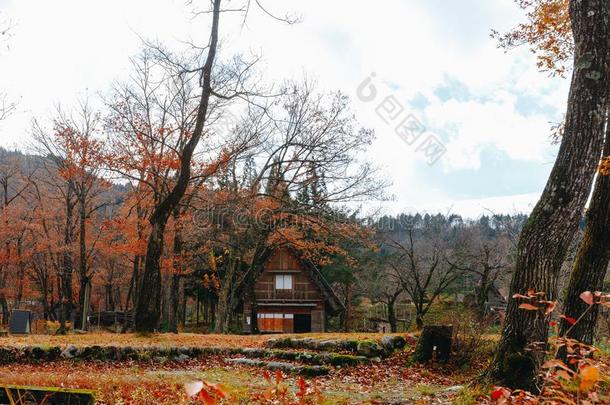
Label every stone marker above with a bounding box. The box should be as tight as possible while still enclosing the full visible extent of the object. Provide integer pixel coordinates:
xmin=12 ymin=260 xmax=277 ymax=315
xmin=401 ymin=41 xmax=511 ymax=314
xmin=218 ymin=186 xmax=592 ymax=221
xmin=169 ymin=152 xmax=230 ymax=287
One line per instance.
xmin=8 ymin=309 xmax=31 ymax=334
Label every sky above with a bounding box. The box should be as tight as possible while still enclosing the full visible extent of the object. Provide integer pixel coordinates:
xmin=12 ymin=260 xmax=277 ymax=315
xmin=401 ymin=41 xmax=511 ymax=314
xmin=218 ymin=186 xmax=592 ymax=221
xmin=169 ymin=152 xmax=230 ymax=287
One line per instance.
xmin=0 ymin=0 xmax=569 ymax=219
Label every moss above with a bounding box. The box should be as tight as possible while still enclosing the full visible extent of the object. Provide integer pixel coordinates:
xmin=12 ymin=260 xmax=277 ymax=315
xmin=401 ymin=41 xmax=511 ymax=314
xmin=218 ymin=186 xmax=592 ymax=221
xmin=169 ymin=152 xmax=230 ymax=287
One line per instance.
xmin=0 ymin=347 xmax=16 ymax=364
xmin=356 ymin=339 xmax=386 ymax=358
xmin=299 ymin=365 xmax=330 ymax=377
xmin=325 ymin=353 xmax=367 ymax=367
xmin=500 ymin=351 xmax=536 ymax=389
xmin=81 ymin=345 xmax=107 ymax=361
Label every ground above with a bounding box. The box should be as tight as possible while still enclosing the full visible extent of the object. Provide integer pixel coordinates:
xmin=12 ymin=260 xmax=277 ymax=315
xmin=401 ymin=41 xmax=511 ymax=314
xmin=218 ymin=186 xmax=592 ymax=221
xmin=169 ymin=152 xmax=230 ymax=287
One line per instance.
xmin=0 ymin=332 xmax=483 ymax=404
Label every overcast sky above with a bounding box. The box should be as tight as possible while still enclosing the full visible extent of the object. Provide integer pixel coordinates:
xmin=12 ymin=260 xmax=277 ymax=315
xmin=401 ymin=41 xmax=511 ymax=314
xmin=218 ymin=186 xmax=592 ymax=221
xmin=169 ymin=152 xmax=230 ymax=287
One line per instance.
xmin=0 ymin=0 xmax=568 ymax=218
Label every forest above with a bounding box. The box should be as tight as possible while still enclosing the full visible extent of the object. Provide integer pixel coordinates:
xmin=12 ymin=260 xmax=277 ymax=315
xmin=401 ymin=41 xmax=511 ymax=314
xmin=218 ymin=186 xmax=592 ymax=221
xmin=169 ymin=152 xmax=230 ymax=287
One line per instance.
xmin=0 ymin=0 xmax=609 ymax=404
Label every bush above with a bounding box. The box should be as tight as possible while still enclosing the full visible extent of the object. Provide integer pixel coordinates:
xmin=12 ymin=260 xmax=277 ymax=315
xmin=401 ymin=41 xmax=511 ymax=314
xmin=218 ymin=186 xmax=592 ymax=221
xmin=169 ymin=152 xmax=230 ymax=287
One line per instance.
xmin=449 ymin=309 xmax=494 ymax=369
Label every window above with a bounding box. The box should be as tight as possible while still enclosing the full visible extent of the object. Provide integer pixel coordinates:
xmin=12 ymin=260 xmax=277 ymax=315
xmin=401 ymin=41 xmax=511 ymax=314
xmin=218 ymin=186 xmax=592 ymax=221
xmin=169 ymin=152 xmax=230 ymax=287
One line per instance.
xmin=275 ymin=274 xmax=293 ymax=290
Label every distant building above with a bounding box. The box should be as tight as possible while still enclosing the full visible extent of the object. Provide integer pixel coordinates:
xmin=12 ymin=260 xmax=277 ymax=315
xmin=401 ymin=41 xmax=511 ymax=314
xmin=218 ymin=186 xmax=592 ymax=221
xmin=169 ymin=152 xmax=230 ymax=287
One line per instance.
xmin=242 ymin=248 xmax=344 ymax=333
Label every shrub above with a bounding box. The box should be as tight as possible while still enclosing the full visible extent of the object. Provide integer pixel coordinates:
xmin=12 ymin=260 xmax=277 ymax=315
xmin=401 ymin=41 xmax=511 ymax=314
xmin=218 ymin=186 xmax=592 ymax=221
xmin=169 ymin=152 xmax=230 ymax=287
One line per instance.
xmin=449 ymin=310 xmax=494 ymax=369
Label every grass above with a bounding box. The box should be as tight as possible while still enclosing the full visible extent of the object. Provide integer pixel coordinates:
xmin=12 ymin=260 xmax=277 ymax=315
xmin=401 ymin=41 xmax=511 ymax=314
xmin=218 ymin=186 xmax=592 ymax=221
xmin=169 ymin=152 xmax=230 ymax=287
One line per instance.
xmin=0 ymin=332 xmax=404 ymax=349
xmin=0 ymin=332 xmax=476 ymax=404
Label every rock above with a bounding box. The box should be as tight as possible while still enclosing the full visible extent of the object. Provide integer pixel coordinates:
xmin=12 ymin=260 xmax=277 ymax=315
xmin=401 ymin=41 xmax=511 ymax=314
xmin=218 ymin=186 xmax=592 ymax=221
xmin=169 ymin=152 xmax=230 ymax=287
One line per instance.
xmin=380 ymin=336 xmax=395 ymax=352
xmin=0 ymin=347 xmax=16 ymax=364
xmin=153 ymin=356 xmax=168 ymax=363
xmin=443 ymin=385 xmax=464 ymax=393
xmin=356 ymin=340 xmax=386 ymax=358
xmin=61 ymin=345 xmax=79 ymax=359
xmin=225 ymin=358 xmax=329 ymax=376
xmin=225 ymin=358 xmax=264 ymax=366
xmin=173 ymin=354 xmax=190 ymax=362
xmin=391 ymin=335 xmax=407 ymax=349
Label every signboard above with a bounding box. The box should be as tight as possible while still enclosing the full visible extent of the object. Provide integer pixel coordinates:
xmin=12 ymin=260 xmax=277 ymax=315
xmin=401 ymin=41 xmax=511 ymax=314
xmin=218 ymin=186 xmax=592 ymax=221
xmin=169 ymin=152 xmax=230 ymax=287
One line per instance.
xmin=9 ymin=309 xmax=31 ymax=334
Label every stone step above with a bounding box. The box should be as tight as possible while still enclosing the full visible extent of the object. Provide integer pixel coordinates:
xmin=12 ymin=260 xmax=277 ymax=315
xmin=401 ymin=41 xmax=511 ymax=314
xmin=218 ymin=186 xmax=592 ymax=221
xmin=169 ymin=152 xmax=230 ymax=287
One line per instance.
xmin=239 ymin=347 xmax=370 ymax=367
xmin=225 ymin=357 xmax=330 ymax=376
xmin=264 ymin=335 xmax=408 ymax=358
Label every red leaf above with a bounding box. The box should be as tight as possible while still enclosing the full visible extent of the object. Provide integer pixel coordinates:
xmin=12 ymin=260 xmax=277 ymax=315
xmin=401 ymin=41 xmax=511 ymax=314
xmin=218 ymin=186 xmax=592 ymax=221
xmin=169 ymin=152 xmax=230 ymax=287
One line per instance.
xmin=275 ymin=369 xmax=283 ymax=384
xmin=560 ymin=315 xmax=577 ymax=325
xmin=491 ymin=387 xmax=510 ymax=401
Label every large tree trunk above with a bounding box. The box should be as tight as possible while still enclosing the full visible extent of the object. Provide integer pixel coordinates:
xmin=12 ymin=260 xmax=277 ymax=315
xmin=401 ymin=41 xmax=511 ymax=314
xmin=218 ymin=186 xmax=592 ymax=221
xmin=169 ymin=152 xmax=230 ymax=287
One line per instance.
xmin=135 ymin=221 xmax=165 ymax=332
xmin=214 ymin=257 xmax=238 ymax=333
xmin=560 ymin=113 xmax=610 ymax=344
xmin=77 ymin=197 xmax=88 ymax=329
xmin=487 ymin=0 xmax=610 ymax=391
xmin=133 ymin=0 xmax=221 ymax=333
xmin=59 ymin=190 xmax=75 ymax=334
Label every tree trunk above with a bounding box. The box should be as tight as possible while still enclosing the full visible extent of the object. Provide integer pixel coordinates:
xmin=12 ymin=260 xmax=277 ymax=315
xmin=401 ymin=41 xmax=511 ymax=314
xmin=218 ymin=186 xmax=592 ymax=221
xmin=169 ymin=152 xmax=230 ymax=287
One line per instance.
xmin=59 ymin=190 xmax=75 ymax=334
xmin=388 ymin=297 xmax=398 ymax=333
xmin=169 ymin=208 xmax=184 ymax=334
xmin=77 ymin=196 xmax=88 ymax=328
xmin=133 ymin=0 xmax=221 ymax=333
xmin=415 ymin=313 xmax=424 ymax=330
xmin=249 ymin=281 xmax=259 ymax=334
xmin=215 ymin=258 xmax=238 ymax=333
xmin=487 ymin=0 xmax=610 ymax=391
xmin=169 ymin=274 xmax=180 ymax=333
xmin=560 ymin=112 xmax=610 ymax=345
xmin=135 ymin=221 xmax=165 ymax=332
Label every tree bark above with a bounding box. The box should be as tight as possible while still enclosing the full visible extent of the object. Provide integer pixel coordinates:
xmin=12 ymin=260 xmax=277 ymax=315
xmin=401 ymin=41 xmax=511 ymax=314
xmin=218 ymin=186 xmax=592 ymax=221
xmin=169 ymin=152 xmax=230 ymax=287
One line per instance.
xmin=560 ymin=111 xmax=610 ymax=344
xmin=487 ymin=0 xmax=610 ymax=391
xmin=135 ymin=221 xmax=165 ymax=332
xmin=134 ymin=0 xmax=222 ymax=333
xmin=77 ymin=196 xmax=88 ymax=329
xmin=214 ymin=257 xmax=238 ymax=333
xmin=388 ymin=296 xmax=398 ymax=333
xmin=59 ymin=188 xmax=75 ymax=334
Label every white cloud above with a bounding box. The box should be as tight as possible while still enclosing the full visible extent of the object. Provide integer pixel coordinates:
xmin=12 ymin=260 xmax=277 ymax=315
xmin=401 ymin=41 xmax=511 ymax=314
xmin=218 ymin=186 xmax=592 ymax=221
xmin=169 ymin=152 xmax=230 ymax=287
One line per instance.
xmin=0 ymin=0 xmax=568 ymax=215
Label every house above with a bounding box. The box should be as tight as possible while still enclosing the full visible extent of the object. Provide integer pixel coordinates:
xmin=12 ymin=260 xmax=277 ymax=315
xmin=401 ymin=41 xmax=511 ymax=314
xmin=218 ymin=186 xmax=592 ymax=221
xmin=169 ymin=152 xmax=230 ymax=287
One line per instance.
xmin=242 ymin=248 xmax=344 ymax=333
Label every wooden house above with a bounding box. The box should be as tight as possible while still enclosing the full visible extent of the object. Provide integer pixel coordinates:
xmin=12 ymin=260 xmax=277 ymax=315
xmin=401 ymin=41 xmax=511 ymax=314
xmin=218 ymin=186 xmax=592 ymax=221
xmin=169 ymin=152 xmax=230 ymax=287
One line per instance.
xmin=242 ymin=248 xmax=344 ymax=333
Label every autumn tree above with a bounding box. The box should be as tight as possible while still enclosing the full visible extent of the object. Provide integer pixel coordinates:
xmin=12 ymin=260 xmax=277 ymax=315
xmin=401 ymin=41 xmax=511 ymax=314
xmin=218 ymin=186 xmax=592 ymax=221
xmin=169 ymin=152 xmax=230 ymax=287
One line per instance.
xmin=487 ymin=0 xmax=610 ymax=390
xmin=191 ymin=81 xmax=386 ymax=333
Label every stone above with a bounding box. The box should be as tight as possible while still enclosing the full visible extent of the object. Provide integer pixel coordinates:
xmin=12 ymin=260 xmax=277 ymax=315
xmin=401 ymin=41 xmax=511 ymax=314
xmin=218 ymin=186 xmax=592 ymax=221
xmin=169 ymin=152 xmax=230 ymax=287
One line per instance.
xmin=61 ymin=345 xmax=80 ymax=359
xmin=173 ymin=354 xmax=190 ymax=362
xmin=356 ymin=340 xmax=386 ymax=358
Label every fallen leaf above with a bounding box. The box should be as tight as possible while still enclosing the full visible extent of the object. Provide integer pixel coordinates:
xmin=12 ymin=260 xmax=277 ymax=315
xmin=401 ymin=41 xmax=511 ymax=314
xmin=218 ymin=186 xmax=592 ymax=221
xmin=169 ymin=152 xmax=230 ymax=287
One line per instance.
xmin=579 ymin=365 xmax=600 ymax=392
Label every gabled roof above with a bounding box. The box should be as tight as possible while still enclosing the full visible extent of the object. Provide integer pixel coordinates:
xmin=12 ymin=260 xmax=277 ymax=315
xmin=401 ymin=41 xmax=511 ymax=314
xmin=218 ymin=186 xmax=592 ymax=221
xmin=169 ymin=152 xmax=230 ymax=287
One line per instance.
xmin=268 ymin=247 xmax=345 ymax=315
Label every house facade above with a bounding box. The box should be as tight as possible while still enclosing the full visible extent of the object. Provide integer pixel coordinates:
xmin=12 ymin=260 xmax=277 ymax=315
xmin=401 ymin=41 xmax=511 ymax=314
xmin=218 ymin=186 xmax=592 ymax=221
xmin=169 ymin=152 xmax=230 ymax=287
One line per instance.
xmin=243 ymin=248 xmax=344 ymax=333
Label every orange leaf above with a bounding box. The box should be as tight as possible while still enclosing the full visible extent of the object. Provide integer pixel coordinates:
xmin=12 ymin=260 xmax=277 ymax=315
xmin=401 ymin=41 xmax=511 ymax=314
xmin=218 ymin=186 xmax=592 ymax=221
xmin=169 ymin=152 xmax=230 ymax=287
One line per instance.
xmin=519 ymin=303 xmax=539 ymax=311
xmin=579 ymin=365 xmax=600 ymax=392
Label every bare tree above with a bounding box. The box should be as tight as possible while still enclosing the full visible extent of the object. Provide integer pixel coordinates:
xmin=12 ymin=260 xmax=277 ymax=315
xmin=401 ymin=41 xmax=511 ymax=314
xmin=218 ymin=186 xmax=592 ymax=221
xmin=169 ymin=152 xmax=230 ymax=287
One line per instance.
xmin=387 ymin=227 xmax=462 ymax=329
xmin=450 ymin=225 xmax=512 ymax=317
